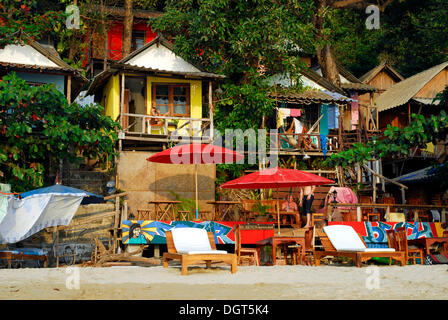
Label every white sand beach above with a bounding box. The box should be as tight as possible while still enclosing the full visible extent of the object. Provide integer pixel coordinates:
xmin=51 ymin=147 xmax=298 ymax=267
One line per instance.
xmin=1 ymin=264 xmax=447 ymax=300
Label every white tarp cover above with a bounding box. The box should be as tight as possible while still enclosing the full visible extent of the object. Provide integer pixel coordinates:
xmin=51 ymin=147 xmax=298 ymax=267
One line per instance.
xmin=0 ymin=183 xmax=11 ymax=226
xmin=0 ymin=193 xmax=84 ymax=244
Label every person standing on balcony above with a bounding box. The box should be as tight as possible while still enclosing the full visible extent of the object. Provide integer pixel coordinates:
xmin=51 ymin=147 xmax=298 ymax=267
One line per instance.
xmin=299 ymin=185 xmax=315 ymax=228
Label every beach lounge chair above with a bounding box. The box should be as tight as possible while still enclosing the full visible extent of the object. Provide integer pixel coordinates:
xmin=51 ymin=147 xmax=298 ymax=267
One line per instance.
xmin=0 ymin=248 xmax=48 ymax=268
xmin=163 ymin=228 xmax=237 ymax=275
xmin=314 ymin=225 xmax=406 ymax=267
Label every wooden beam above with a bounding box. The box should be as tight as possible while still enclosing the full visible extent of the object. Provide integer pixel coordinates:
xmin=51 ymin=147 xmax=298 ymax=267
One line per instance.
xmin=67 ymin=75 xmax=72 ymax=104
xmin=362 ymin=164 xmax=408 ymax=190
xmin=209 ymin=80 xmax=214 ymax=140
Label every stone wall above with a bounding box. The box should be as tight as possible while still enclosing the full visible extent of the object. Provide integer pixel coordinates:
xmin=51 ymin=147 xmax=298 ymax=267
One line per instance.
xmin=117 ymin=150 xmax=216 ymax=217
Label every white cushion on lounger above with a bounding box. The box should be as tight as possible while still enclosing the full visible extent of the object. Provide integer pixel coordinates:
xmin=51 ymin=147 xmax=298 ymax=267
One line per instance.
xmin=171 ymin=227 xmax=212 ymax=254
xmin=186 ymin=250 xmax=228 ymax=255
xmin=323 ymin=225 xmax=367 ymax=251
xmin=323 ymin=225 xmax=396 ymax=252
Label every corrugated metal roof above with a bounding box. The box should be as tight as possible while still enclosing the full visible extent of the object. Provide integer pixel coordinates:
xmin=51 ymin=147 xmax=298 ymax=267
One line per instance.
xmin=375 ymin=61 xmax=448 ymax=112
xmin=299 ymin=68 xmax=346 ymax=95
xmin=0 ymin=61 xmax=75 ymax=73
xmin=86 ymin=63 xmax=225 ymax=96
xmin=392 ymin=165 xmax=444 ymax=184
xmin=111 ymin=62 xmax=225 ymax=79
xmin=412 ymin=97 xmax=441 ymax=105
xmin=269 ymin=89 xmax=352 ymax=105
xmin=340 ymin=82 xmax=376 ymax=92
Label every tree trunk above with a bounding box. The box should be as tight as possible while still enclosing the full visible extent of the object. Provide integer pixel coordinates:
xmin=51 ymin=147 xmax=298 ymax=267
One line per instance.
xmin=314 ymin=0 xmax=341 ymax=86
xmin=316 ymin=44 xmax=340 ymax=87
xmin=122 ymin=0 xmax=134 ymax=58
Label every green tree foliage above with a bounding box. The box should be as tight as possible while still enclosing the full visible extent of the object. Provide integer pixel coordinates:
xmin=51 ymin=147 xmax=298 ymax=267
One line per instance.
xmin=331 ymin=0 xmax=448 ymax=78
xmin=325 ymin=109 xmax=448 ymax=168
xmin=0 ymin=73 xmax=120 ymax=192
xmin=0 ymin=0 xmax=65 ymax=48
xmin=150 ymin=0 xmax=319 ymax=130
xmin=149 ymin=0 xmax=332 ymax=180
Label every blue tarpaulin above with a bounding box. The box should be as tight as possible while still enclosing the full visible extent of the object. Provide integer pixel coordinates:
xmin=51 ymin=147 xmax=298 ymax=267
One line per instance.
xmin=21 ymin=184 xmax=104 ymax=204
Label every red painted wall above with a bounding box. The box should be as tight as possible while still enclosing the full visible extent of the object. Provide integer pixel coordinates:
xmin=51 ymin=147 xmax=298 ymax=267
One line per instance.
xmin=107 ymin=21 xmax=157 ymax=60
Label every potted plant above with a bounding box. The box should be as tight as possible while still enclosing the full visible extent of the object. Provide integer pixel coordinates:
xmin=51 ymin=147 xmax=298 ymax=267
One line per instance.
xmin=251 ymin=201 xmax=271 ymax=222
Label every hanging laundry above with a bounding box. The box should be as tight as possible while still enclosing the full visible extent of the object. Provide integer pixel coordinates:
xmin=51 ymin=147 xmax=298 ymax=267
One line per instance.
xmin=320 ymin=134 xmax=328 ymax=157
xmin=279 ymin=108 xmax=291 ymax=117
xmin=320 ymin=104 xmax=329 ymax=135
xmin=290 ymin=108 xmax=301 ymax=117
xmin=293 ymin=118 xmax=303 ymax=134
xmin=327 ymin=105 xmax=339 ymax=129
xmin=277 ymin=108 xmax=291 ymax=128
xmin=351 ymin=92 xmax=359 ymax=130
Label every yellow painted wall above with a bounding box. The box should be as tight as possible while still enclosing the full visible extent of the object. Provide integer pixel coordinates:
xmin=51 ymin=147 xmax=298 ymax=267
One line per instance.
xmin=103 ymin=75 xmax=120 ymax=121
xmin=146 ymin=76 xmax=202 ymax=117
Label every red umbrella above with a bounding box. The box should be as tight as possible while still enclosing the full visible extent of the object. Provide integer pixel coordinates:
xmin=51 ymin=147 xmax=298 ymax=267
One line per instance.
xmin=147 ymin=143 xmax=244 ymax=219
xmin=147 ymin=143 xmax=244 ymax=164
xmin=220 ymin=167 xmax=334 ymax=233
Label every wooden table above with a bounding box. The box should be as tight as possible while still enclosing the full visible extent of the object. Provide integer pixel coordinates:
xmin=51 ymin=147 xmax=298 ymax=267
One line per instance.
xmin=256 ymin=236 xmax=305 ymax=265
xmin=149 ymin=200 xmax=182 ymax=220
xmin=408 ymin=237 xmax=448 ymax=256
xmin=207 ymin=200 xmax=241 ymax=221
xmin=270 ymin=211 xmax=301 ymax=226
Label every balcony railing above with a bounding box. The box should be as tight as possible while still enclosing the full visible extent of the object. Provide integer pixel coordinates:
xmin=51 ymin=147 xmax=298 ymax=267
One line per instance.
xmin=271 ymin=132 xmax=342 ymax=154
xmin=120 ymin=113 xmax=211 ymax=141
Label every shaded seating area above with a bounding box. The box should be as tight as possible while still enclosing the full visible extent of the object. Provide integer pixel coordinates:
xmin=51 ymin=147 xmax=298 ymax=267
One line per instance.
xmin=163 ymin=228 xmax=237 ymax=275
xmin=314 ymin=225 xmax=406 ymax=267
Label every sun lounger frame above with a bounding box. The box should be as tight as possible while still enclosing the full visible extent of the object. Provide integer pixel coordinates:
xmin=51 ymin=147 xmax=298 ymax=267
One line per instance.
xmin=314 ymin=229 xmax=406 ymax=267
xmin=163 ymin=230 xmax=237 ymax=275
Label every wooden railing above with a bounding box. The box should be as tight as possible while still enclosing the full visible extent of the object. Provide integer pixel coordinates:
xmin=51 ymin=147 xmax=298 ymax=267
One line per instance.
xmin=121 ymin=113 xmax=211 ymax=138
xmin=271 ymin=132 xmax=342 ymax=153
xmin=327 ymin=202 xmax=448 ymax=223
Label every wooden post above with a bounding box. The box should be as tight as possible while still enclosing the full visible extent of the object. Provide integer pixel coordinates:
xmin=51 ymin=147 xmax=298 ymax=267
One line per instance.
xmin=372 ymin=177 xmax=377 ymax=204
xmin=102 ymin=4 xmax=108 ymax=71
xmin=123 ymin=200 xmax=128 ymax=222
xmin=120 ymin=73 xmax=125 ymax=129
xmin=372 ymin=160 xmax=377 ymax=203
xmin=277 ymin=198 xmax=280 ymax=235
xmin=401 ymin=188 xmax=406 ymax=204
xmin=379 ymin=159 xmax=385 ymax=192
xmin=408 ymin=102 xmax=411 ymax=125
xmin=338 ymin=105 xmax=343 ymax=150
xmin=113 ymin=195 xmax=120 ymax=253
xmin=386 ymin=205 xmax=390 ymax=222
xmin=67 ymin=75 xmax=72 ymax=104
xmin=195 ymin=164 xmax=199 ymax=219
xmin=209 ymin=81 xmax=214 ymax=141
xmin=56 ymin=227 xmax=59 ymax=268
xmin=356 ymin=163 xmax=362 ymax=184
xmin=442 ymin=208 xmax=446 ymax=224
xmin=357 ymin=206 xmax=361 ymax=222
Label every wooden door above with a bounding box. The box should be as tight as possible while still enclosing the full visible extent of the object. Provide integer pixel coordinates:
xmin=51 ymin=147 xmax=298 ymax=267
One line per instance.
xmin=123 ymin=89 xmax=130 ymax=130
